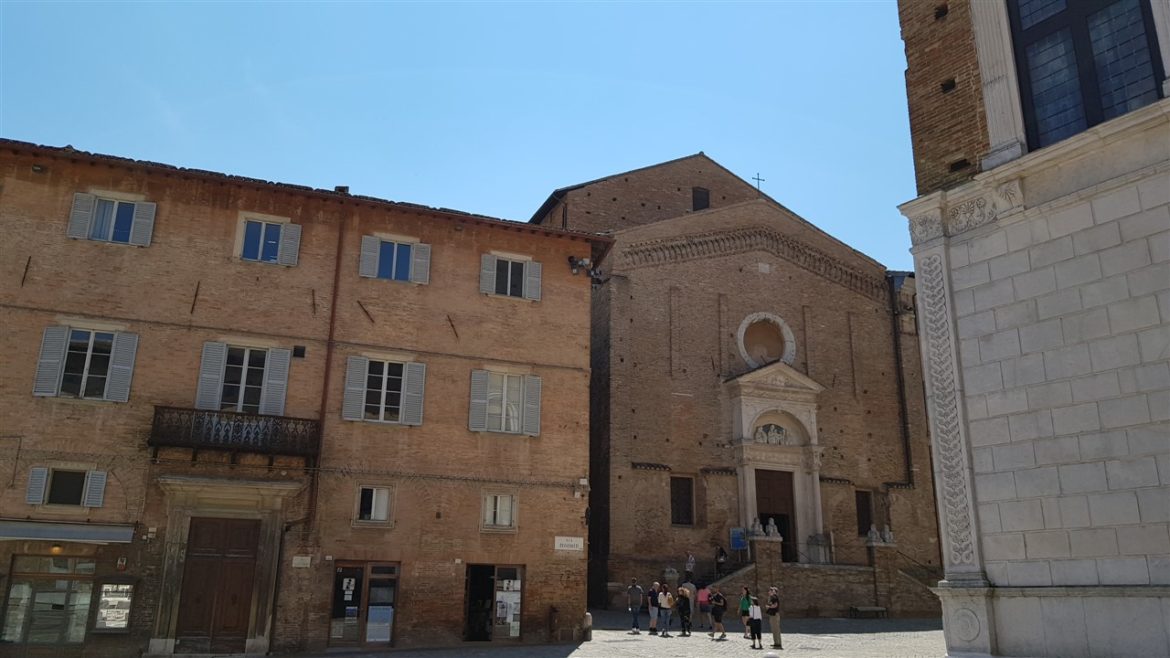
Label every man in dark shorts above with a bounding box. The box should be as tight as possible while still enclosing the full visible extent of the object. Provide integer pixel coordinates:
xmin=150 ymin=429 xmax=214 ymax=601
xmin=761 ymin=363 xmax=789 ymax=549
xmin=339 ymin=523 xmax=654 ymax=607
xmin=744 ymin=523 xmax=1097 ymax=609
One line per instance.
xmin=708 ymin=585 xmax=727 ymax=640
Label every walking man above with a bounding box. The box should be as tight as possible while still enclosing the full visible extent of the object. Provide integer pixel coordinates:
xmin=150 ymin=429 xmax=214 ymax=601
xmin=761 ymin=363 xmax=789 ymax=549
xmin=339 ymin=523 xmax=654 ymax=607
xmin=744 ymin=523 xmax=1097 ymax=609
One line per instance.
xmin=708 ymin=585 xmax=728 ymax=640
xmin=626 ymin=578 xmax=644 ymax=634
xmin=766 ymin=585 xmax=783 ymax=649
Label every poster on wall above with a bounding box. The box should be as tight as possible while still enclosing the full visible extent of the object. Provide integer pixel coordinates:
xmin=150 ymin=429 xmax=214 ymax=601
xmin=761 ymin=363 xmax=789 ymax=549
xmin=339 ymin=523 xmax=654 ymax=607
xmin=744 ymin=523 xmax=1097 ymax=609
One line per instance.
xmin=495 ymin=590 xmax=522 ymax=638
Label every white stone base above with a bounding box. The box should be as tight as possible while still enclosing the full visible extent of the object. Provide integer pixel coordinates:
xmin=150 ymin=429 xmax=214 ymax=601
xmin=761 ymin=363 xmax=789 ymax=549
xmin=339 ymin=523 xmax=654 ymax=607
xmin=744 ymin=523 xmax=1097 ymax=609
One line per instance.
xmin=938 ymin=585 xmax=1170 ymax=657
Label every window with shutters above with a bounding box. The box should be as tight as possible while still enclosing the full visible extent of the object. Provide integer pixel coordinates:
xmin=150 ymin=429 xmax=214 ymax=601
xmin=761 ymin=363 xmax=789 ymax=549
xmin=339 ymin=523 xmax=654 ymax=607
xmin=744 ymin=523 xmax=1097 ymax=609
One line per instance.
xmin=359 ymin=235 xmax=430 ymax=284
xmin=60 ymin=330 xmax=114 ymax=399
xmin=47 ymin=470 xmax=87 ymax=506
xmin=25 ymin=468 xmax=107 ymax=508
xmin=487 ymin=373 xmax=524 ymax=433
xmin=355 ymin=485 xmax=393 ymax=524
xmin=34 ymin=326 xmax=138 ymax=403
xmin=670 ymin=476 xmax=695 ymax=526
xmin=480 ymin=254 xmax=541 ymax=301
xmin=1008 ymin=0 xmax=1164 ymax=149
xmin=469 ymin=369 xmax=540 ymax=436
xmin=67 ymin=193 xmax=156 ymax=246
xmin=375 ymin=240 xmax=412 ymax=282
xmin=221 ymin=346 xmax=267 ymax=414
xmin=364 ymin=360 xmax=404 ymax=422
xmin=242 ymin=219 xmax=283 ymax=263
xmin=482 ymin=493 xmax=516 ymax=530
xmin=343 ymin=356 xmax=426 ymax=425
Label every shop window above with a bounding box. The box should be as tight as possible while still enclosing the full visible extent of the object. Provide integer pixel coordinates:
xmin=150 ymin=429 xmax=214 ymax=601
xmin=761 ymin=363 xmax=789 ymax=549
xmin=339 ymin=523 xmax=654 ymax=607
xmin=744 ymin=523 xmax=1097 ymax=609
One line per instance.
xmin=1 ymin=556 xmax=96 ymax=645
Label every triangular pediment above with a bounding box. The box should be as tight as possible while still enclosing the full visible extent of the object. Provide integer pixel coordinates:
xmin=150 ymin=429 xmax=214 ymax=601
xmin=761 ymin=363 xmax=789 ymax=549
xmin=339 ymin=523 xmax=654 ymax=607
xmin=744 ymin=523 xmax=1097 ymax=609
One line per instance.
xmin=726 ymin=360 xmax=824 ymax=394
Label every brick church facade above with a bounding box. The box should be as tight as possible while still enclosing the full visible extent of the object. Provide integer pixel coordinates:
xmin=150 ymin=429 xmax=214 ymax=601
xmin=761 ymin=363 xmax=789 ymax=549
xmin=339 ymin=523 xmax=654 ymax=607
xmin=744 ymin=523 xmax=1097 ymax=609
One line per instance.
xmin=531 ymin=154 xmax=944 ymax=614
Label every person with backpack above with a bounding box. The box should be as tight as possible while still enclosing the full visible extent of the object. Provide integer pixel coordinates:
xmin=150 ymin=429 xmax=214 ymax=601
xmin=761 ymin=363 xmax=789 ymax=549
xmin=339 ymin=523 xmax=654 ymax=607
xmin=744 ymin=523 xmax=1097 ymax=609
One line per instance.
xmin=766 ymin=585 xmax=783 ymax=649
xmin=626 ymin=578 xmax=644 ymax=634
xmin=708 ymin=585 xmax=728 ymax=640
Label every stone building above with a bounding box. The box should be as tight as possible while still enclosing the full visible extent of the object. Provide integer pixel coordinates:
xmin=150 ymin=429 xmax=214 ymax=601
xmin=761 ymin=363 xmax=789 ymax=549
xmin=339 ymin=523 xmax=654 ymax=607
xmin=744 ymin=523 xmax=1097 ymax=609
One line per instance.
xmin=0 ymin=139 xmax=607 ymax=656
xmin=897 ymin=0 xmax=1169 ymax=656
xmin=531 ymin=154 xmax=944 ymax=615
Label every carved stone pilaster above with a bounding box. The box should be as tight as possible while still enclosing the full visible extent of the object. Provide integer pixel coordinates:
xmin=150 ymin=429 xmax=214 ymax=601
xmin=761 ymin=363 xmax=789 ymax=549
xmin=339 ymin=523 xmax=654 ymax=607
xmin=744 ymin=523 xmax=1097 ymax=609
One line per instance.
xmin=913 ymin=250 xmax=986 ymax=585
xmin=909 ymin=209 xmax=943 ymax=245
xmin=970 ymin=0 xmax=1027 ymax=170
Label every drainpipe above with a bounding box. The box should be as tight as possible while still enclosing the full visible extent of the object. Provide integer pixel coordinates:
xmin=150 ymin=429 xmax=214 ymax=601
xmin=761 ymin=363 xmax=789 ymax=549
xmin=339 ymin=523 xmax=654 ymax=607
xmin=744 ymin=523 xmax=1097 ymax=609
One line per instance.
xmin=883 ymin=272 xmax=914 ymax=490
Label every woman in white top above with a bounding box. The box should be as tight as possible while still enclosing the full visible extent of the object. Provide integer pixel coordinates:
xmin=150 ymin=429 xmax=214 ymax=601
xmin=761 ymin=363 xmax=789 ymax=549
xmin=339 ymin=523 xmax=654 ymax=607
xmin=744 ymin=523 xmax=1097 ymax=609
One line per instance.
xmin=747 ymin=596 xmax=763 ymax=650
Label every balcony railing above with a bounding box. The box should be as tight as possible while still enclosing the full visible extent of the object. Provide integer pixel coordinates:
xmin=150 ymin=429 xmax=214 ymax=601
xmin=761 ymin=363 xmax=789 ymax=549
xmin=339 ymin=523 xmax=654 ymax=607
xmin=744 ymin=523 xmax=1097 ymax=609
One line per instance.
xmin=149 ymin=406 xmax=321 ymax=458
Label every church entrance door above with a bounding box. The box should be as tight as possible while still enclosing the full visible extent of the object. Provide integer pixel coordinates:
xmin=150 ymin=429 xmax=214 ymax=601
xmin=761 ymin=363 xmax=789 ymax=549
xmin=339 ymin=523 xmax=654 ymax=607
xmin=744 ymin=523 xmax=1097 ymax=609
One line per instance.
xmin=755 ymin=469 xmax=797 ymax=562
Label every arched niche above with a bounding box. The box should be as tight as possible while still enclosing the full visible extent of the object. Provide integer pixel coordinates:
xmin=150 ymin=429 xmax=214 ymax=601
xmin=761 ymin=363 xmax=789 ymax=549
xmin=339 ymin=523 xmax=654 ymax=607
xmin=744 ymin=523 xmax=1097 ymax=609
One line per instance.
xmin=749 ymin=410 xmax=809 ymax=447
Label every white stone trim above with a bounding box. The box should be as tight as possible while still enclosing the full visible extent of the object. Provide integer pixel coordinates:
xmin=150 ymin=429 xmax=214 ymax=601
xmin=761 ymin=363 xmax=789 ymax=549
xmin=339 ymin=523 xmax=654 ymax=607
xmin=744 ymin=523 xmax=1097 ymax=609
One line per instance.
xmin=736 ymin=312 xmax=797 ymax=368
xmin=1152 ymin=0 xmax=1170 ymax=96
xmin=970 ymin=0 xmax=1027 ymax=169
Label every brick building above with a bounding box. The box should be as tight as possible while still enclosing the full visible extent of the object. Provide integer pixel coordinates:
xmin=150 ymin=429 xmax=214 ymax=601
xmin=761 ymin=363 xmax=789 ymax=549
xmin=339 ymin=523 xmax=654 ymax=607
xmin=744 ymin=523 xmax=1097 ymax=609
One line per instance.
xmin=0 ymin=140 xmax=607 ymax=655
xmin=531 ymin=155 xmax=944 ymax=615
xmin=897 ymin=0 xmax=1169 ymax=656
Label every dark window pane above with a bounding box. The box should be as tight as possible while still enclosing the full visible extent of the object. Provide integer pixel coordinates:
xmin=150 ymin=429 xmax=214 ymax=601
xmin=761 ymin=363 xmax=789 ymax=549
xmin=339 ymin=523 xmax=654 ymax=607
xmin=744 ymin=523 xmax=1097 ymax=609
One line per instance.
xmin=365 ymin=391 xmax=382 ymax=407
xmin=60 ymin=374 xmax=82 ymax=397
xmin=495 ymin=260 xmax=510 ymax=295
xmin=856 ymin=490 xmax=874 ymax=536
xmin=364 ymin=405 xmax=381 ymax=420
xmin=670 ymin=477 xmax=694 ymax=525
xmin=221 ymin=384 xmax=240 ymax=406
xmin=394 ymin=243 xmax=412 ymax=281
xmin=248 ymin=350 xmax=267 ymax=368
xmin=385 ymin=392 xmax=401 ymax=409
xmin=383 ymin=407 xmax=400 ymax=423
xmin=69 ymin=330 xmax=91 ymax=352
xmin=1017 ymin=0 xmax=1066 ymax=29
xmin=367 ymin=376 xmax=382 ymax=391
xmin=62 ymin=351 xmax=87 ymax=378
xmin=243 ymin=385 xmax=262 ymax=407
xmin=92 ymin=333 xmax=113 ymax=355
xmin=1025 ymin=28 xmax=1087 ymax=146
xmin=1089 ymin=0 xmax=1158 ymax=120
xmin=87 ymin=354 xmax=110 ymax=378
xmin=224 ymin=365 xmax=242 ymax=385
xmin=368 ymin=361 xmax=384 ymax=377
xmin=111 ymin=202 xmax=135 ymax=243
xmin=359 ymin=488 xmax=374 ymax=519
xmin=377 ymin=241 xmax=396 ymax=280
xmin=261 ymin=223 xmax=281 ymax=262
xmin=47 ymin=471 xmax=86 ymax=505
xmin=227 ymin=347 xmax=245 ymax=366
xmin=83 ymin=375 xmax=106 ymax=398
xmin=692 ymin=187 xmax=710 ymax=211
xmin=509 ymin=261 xmax=525 ymax=297
xmin=245 ymin=366 xmax=264 ymax=387
xmin=387 ymin=362 xmax=403 ymax=378
xmin=242 ymin=221 xmax=262 ymax=260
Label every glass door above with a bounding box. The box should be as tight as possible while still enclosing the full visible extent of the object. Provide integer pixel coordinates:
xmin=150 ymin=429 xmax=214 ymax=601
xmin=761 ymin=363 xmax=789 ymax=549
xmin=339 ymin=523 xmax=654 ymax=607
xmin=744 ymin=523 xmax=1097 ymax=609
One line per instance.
xmin=328 ymin=562 xmax=397 ymax=647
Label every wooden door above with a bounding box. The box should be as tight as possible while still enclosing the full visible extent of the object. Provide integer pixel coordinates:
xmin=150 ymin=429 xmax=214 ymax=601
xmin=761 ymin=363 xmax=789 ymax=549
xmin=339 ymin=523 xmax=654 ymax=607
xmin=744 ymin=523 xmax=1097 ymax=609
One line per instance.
xmin=175 ymin=518 xmax=260 ymax=653
xmin=755 ymin=469 xmax=797 ymax=562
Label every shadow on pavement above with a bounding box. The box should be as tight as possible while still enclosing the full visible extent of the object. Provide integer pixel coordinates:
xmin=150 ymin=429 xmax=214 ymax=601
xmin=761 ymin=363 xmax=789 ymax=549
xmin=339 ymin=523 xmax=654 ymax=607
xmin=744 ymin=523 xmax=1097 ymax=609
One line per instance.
xmin=590 ymin=607 xmax=943 ymax=635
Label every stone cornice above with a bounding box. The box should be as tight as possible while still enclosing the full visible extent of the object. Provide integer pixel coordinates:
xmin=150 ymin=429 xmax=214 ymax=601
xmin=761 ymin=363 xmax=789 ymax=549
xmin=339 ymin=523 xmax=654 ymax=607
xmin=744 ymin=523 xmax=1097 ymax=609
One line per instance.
xmin=616 ymin=226 xmax=888 ymax=302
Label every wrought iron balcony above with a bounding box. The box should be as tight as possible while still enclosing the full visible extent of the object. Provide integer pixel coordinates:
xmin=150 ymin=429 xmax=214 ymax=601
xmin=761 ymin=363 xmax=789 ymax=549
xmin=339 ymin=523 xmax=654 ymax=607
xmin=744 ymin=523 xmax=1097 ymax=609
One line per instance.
xmin=149 ymin=406 xmax=321 ymax=458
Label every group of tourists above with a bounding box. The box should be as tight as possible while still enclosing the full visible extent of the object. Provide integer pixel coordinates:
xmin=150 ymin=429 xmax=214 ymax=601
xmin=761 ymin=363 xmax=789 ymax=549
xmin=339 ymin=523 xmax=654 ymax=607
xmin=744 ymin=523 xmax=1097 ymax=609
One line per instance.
xmin=626 ymin=578 xmax=783 ymax=651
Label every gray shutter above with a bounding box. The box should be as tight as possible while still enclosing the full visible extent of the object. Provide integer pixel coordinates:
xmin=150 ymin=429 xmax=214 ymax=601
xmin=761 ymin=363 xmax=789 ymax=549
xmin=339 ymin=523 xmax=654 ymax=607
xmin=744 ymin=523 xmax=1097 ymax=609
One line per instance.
xmin=277 ymin=223 xmax=302 ymax=266
xmin=410 ymin=243 xmax=431 ymax=285
xmin=401 ymin=362 xmax=426 ymax=426
xmin=26 ymin=467 xmax=48 ymax=505
xmin=359 ymin=235 xmax=380 ymax=278
xmin=342 ymin=356 xmax=368 ymax=421
xmin=469 ymin=369 xmax=489 ymax=431
xmin=522 ymin=374 xmax=542 ymax=436
xmin=67 ymin=193 xmax=95 ymax=239
xmin=104 ymin=332 xmax=139 ymax=402
xmin=33 ymin=326 xmax=69 ymax=396
xmin=129 ymin=201 xmax=157 ymax=246
xmin=195 ymin=342 xmax=227 ymax=410
xmin=524 ymin=261 xmax=542 ymax=301
xmin=479 ymin=254 xmax=497 ymax=294
xmin=260 ymin=348 xmax=291 ymax=416
xmin=83 ymin=471 xmax=107 ymax=508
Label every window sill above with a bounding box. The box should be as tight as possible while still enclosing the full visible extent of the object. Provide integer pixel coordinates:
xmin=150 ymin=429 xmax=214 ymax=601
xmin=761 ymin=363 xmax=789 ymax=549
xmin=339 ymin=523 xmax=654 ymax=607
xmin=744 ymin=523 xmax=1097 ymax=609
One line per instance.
xmin=359 ymin=418 xmax=405 ymax=426
xmin=485 ymin=293 xmax=536 ymax=303
xmin=28 ymin=504 xmax=92 ymax=518
xmin=352 ymin=520 xmax=395 ymax=529
xmin=480 ymin=525 xmax=518 ymax=534
xmin=35 ymin=395 xmax=117 ymax=405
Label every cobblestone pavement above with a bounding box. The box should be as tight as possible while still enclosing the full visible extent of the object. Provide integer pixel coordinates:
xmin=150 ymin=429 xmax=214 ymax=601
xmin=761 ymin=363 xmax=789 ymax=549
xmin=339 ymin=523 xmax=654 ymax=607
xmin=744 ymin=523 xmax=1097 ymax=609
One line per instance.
xmin=302 ymin=609 xmax=945 ymax=658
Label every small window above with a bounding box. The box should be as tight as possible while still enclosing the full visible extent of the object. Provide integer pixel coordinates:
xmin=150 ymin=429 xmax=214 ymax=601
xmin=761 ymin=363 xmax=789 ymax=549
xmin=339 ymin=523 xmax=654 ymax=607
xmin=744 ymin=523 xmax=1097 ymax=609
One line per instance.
xmin=47 ymin=470 xmax=87 ymax=506
xmin=242 ymin=219 xmax=283 ymax=263
xmin=482 ymin=493 xmax=515 ymax=529
xmin=357 ymin=486 xmax=392 ymax=523
xmin=376 ymin=240 xmax=413 ymax=282
xmin=856 ymin=490 xmax=874 ymax=536
xmin=495 ymin=258 xmax=526 ymax=298
xmin=486 ymin=373 xmax=524 ymax=433
xmin=364 ymin=360 xmax=404 ymax=422
xmin=670 ymin=477 xmax=694 ymax=526
xmin=221 ymin=346 xmax=267 ymax=414
xmin=692 ymin=187 xmax=710 ymax=211
xmin=60 ymin=330 xmax=114 ymax=399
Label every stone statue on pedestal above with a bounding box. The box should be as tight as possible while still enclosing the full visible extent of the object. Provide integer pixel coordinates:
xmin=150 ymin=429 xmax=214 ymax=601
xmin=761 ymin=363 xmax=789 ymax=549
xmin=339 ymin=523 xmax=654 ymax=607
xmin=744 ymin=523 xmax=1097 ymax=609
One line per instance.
xmin=750 ymin=518 xmax=764 ymax=536
xmin=766 ymin=517 xmax=779 ymax=538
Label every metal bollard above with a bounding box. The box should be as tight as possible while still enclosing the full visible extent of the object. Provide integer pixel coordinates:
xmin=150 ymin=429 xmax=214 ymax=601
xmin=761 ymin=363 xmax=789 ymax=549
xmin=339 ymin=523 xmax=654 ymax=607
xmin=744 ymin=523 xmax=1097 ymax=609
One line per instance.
xmin=583 ymin=611 xmax=593 ymax=641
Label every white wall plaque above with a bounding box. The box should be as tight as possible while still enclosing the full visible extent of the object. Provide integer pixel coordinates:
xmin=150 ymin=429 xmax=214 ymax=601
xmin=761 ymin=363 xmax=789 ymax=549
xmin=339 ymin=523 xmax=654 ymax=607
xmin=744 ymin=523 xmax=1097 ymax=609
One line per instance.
xmin=291 ymin=555 xmax=312 ymax=568
xmin=554 ymin=536 xmax=584 ymax=551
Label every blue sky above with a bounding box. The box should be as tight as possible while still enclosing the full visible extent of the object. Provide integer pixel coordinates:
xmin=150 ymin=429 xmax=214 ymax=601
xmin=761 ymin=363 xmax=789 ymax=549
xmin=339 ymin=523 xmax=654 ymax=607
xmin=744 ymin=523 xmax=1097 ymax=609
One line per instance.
xmin=1 ymin=1 xmax=917 ymax=269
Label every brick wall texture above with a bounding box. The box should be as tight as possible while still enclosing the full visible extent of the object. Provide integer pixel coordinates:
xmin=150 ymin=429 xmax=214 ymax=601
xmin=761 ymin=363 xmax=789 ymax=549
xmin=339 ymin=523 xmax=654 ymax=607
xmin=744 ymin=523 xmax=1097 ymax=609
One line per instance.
xmin=0 ymin=141 xmax=600 ymax=654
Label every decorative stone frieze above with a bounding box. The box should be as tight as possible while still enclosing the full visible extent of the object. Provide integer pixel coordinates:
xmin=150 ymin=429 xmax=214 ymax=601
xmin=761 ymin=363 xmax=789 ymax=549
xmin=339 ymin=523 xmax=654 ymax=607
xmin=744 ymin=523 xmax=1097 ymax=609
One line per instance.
xmin=907 ymin=177 xmax=1023 ymax=244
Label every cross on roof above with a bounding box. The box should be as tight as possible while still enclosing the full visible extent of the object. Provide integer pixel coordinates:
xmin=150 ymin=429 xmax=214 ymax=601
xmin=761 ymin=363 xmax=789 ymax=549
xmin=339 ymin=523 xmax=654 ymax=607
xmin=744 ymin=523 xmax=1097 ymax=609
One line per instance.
xmin=752 ymin=173 xmax=766 ymax=192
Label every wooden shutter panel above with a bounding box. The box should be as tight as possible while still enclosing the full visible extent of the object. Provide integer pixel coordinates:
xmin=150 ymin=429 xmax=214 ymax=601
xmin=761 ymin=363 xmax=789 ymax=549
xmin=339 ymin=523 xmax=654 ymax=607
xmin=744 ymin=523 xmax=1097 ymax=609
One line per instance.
xmin=195 ymin=342 xmax=227 ymax=410
xmin=523 ymin=261 xmax=542 ymax=301
xmin=479 ymin=254 xmax=497 ymax=294
xmin=410 ymin=243 xmax=431 ymax=285
xmin=469 ymin=369 xmax=489 ymax=431
xmin=401 ymin=362 xmax=426 ymax=426
xmin=342 ymin=356 xmax=368 ymax=421
xmin=129 ymin=201 xmax=157 ymax=246
xmin=277 ymin=223 xmax=302 ymax=266
xmin=83 ymin=471 xmax=107 ymax=508
xmin=26 ymin=467 xmax=48 ymax=505
xmin=359 ymin=236 xmax=380 ymax=278
xmin=104 ymin=332 xmax=139 ymax=402
xmin=260 ymin=348 xmax=291 ymax=416
xmin=67 ymin=193 xmax=95 ymax=239
xmin=522 ymin=374 xmax=542 ymax=436
xmin=33 ymin=326 xmax=69 ymax=396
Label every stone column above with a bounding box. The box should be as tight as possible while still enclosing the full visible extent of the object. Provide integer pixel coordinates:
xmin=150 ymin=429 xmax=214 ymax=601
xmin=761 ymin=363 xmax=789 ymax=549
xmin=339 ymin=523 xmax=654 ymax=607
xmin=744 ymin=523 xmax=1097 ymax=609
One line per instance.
xmin=906 ymin=203 xmax=997 ymax=656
